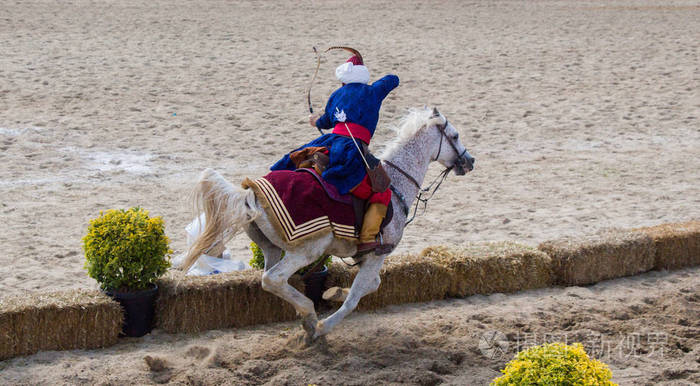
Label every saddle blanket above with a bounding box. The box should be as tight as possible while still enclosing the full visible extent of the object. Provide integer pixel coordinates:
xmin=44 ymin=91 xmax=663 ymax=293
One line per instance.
xmin=242 ymin=169 xmax=358 ymax=245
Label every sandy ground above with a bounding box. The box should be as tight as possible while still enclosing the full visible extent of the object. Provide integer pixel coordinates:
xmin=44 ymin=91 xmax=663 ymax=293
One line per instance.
xmin=0 ymin=0 xmax=699 ymax=383
xmin=0 ymin=0 xmax=698 ymax=296
xmin=1 ymin=267 xmax=697 ymax=385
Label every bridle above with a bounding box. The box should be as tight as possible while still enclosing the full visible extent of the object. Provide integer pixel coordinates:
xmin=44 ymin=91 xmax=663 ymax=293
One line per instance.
xmin=435 ymin=119 xmax=470 ymax=170
xmin=383 ymin=118 xmax=468 ymax=226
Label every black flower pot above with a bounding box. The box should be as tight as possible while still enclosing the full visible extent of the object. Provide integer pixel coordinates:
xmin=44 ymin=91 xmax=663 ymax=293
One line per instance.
xmin=106 ymin=284 xmax=158 ymax=337
xmin=303 ymin=266 xmax=329 ymax=307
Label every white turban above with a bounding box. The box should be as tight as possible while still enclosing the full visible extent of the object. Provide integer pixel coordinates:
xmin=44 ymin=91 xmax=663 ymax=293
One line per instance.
xmin=335 ymin=62 xmax=370 ymax=84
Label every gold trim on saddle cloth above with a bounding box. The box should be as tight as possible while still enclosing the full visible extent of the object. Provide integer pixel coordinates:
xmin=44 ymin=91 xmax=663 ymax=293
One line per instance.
xmin=242 ymin=177 xmax=358 ymax=245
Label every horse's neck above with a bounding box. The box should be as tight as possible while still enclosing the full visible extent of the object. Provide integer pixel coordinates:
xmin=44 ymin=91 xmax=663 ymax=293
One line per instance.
xmin=383 ymin=130 xmax=435 ymax=209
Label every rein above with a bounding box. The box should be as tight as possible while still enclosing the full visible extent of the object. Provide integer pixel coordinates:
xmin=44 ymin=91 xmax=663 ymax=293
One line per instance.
xmin=383 ymin=159 xmax=420 ymax=189
xmin=384 ymin=160 xmax=453 ymax=226
xmin=408 ymin=167 xmax=452 ymax=225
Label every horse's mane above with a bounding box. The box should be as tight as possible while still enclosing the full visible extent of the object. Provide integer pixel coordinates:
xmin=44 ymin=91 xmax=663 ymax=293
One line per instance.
xmin=382 ymin=107 xmax=444 ymax=158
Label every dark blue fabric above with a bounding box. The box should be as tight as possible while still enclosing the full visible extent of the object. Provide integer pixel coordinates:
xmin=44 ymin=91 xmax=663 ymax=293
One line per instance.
xmin=272 ymin=74 xmax=399 ymax=194
xmin=270 ymin=134 xmax=366 ymax=194
xmin=315 ymin=75 xmax=399 ymax=134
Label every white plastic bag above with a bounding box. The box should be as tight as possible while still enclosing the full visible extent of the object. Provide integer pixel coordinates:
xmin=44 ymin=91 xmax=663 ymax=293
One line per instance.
xmin=172 ymin=213 xmax=250 ymax=276
xmin=186 ymin=254 xmax=248 ymax=276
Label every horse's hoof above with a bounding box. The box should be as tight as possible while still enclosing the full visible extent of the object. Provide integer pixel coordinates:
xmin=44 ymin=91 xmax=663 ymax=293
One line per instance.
xmin=322 ymin=287 xmax=349 ymax=303
xmin=286 ymin=331 xmax=314 ymax=349
xmin=301 ymin=314 xmax=317 ymax=336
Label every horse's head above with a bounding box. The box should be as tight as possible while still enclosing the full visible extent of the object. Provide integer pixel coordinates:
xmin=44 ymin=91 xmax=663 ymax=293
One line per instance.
xmin=429 ymin=107 xmax=475 ymax=175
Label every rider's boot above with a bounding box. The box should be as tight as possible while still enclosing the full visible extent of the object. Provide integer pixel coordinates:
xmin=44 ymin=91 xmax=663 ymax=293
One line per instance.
xmin=356 ymin=203 xmax=387 ymax=254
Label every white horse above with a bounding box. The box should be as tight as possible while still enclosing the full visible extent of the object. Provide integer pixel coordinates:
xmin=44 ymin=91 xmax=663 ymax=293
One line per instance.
xmin=181 ymin=107 xmax=474 ymax=341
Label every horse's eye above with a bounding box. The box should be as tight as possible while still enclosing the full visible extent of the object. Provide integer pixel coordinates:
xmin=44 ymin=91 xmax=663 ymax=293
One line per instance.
xmin=452 ymin=134 xmax=458 ymax=140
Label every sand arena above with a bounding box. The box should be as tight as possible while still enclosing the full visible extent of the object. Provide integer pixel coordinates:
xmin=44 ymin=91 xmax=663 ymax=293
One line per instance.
xmin=0 ymin=0 xmax=698 ymax=384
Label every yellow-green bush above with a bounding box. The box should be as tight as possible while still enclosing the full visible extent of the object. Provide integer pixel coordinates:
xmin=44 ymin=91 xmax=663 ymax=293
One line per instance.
xmin=83 ymin=207 xmax=172 ymax=291
xmin=249 ymin=241 xmax=281 ymax=270
xmin=492 ymin=342 xmax=616 ymax=386
xmin=249 ymin=242 xmax=330 ymax=274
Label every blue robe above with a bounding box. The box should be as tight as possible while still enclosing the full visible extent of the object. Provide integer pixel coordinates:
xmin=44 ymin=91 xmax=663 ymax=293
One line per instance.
xmin=271 ymin=75 xmax=399 ymax=194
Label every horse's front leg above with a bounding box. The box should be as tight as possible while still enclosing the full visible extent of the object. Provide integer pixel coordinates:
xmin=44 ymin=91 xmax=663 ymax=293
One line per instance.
xmin=314 ymin=254 xmax=386 ymax=339
xmin=260 ymin=251 xmax=319 ymax=338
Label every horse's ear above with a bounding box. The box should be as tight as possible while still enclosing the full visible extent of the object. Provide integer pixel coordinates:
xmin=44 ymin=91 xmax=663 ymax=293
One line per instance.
xmin=431 ymin=107 xmax=440 ymax=117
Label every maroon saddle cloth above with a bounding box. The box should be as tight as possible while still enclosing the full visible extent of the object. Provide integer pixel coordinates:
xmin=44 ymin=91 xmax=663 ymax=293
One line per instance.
xmin=242 ymin=169 xmax=358 ymax=244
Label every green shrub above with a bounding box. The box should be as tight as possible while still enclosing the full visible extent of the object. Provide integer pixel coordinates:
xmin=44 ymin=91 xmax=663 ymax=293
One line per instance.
xmin=249 ymin=242 xmax=331 ymax=274
xmin=492 ymin=342 xmax=616 ymax=386
xmin=83 ymin=207 xmax=172 ymax=292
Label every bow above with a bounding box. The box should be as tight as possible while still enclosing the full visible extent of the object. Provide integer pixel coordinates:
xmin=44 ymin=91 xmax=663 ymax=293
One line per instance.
xmin=307 ymin=47 xmax=321 ymax=115
xmin=306 ymin=46 xmax=364 ymax=134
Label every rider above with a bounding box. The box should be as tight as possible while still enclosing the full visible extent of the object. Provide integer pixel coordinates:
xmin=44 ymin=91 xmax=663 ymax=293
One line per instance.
xmin=271 ymin=54 xmax=399 ymax=253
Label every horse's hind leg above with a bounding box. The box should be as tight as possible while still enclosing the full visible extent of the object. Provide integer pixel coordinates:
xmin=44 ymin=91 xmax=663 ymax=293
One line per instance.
xmin=260 ymin=251 xmax=319 ymax=338
xmin=314 ymin=254 xmax=386 ymax=339
xmin=244 ymin=223 xmax=283 ymax=271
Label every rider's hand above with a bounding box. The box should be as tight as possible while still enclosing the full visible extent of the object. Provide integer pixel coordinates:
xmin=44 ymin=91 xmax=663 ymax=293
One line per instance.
xmin=309 ymin=114 xmax=319 ymax=127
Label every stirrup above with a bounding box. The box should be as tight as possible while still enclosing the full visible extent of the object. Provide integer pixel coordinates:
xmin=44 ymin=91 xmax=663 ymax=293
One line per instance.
xmin=354 ymin=242 xmax=394 ymax=258
xmin=354 ymin=233 xmax=395 ymax=258
xmin=355 ymin=241 xmax=381 ymax=256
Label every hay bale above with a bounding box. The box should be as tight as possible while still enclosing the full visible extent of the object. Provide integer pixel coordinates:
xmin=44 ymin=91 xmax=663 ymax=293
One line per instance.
xmin=155 ymin=269 xmax=302 ymax=333
xmin=325 ymin=242 xmax=550 ymax=310
xmin=362 ymin=254 xmax=454 ymax=310
xmin=0 ymin=290 xmax=122 ymax=361
xmin=325 ymin=260 xmax=357 ymax=289
xmin=424 ymin=242 xmax=553 ymax=297
xmin=325 ymin=255 xmax=453 ymax=311
xmin=539 ymin=229 xmax=654 ymax=286
xmin=634 ymin=221 xmax=700 ymax=270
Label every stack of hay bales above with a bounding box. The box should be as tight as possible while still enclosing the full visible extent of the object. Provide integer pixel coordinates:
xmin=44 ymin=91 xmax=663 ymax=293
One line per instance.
xmin=539 ymin=229 xmax=655 ymax=286
xmin=355 ymin=254 xmax=453 ymax=311
xmin=1 ymin=221 xmax=697 ymax=363
xmin=0 ymin=221 xmax=697 ymax=362
xmin=0 ymin=290 xmax=122 ymax=361
xmin=155 ymin=269 xmax=302 ymax=333
xmin=425 ymin=242 xmax=553 ymax=297
xmin=634 ymin=221 xmax=700 ymax=270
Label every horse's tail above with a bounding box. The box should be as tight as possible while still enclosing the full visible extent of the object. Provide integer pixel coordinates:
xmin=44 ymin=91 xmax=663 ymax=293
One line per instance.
xmin=181 ymin=168 xmax=260 ymax=272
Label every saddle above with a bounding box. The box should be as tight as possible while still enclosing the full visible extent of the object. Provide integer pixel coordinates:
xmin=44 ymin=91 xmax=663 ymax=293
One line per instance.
xmin=290 ymin=147 xmax=330 ymax=175
xmin=288 ymin=146 xmax=394 ymax=255
xmin=242 ymin=168 xmax=393 ymax=251
xmin=301 ymin=168 xmax=394 ymax=238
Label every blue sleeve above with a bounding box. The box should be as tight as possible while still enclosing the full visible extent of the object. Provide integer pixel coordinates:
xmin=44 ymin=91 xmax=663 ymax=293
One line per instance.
xmin=316 ymin=111 xmax=332 ymax=129
xmin=315 ymin=88 xmax=340 ymax=130
xmin=371 ymin=74 xmax=400 ymax=100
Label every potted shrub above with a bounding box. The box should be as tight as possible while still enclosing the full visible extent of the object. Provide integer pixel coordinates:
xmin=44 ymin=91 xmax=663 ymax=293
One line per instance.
xmin=249 ymin=242 xmax=331 ymax=306
xmin=83 ymin=207 xmax=172 ymax=337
